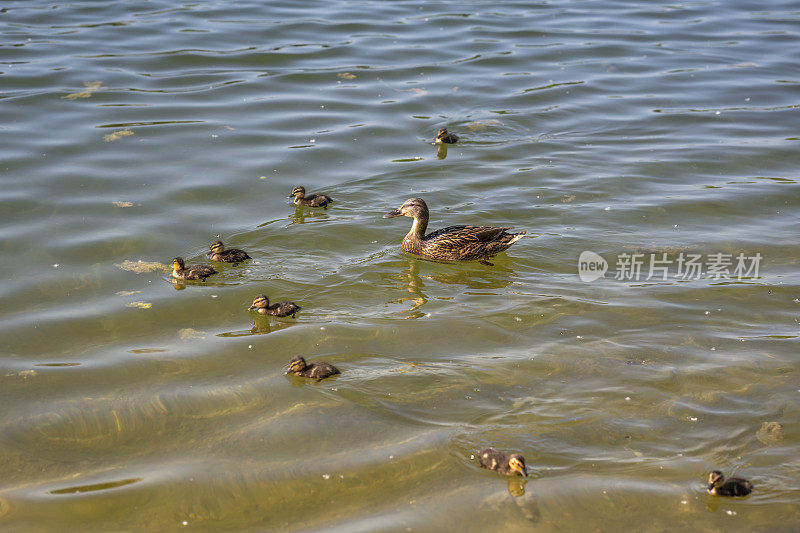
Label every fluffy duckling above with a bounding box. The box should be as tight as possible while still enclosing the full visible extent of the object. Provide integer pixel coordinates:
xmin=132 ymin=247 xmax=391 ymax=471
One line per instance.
xmin=206 ymin=240 xmax=251 ymax=263
xmin=247 ymin=294 xmax=301 ymax=318
xmin=284 ymin=356 xmax=340 ymax=381
xmin=435 ymin=128 xmax=459 ymax=144
xmin=707 ymin=471 xmax=752 ymax=497
xmin=289 ymin=186 xmax=333 ymax=209
xmin=479 ymin=448 xmax=528 ymax=477
xmin=383 ymin=197 xmax=525 ymax=264
xmin=171 ymin=257 xmax=217 ymax=281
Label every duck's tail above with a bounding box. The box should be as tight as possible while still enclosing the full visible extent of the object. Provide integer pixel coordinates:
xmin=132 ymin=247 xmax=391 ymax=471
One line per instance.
xmin=507 ymin=231 xmax=526 ymax=244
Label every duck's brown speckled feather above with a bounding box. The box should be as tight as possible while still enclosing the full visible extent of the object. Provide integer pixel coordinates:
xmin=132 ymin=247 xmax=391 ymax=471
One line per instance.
xmin=385 ymin=198 xmax=524 ymax=262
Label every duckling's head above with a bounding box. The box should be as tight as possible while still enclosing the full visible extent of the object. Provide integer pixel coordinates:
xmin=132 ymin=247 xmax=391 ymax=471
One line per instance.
xmin=289 ymin=186 xmax=306 ymax=199
xmin=708 ymin=470 xmax=724 ymax=490
xmin=285 ymin=356 xmax=308 ymax=374
xmin=508 ymin=454 xmax=528 ymax=477
xmin=436 ymin=128 xmax=449 ymax=138
xmin=172 ymin=257 xmax=185 ymax=271
xmin=383 ymin=197 xmax=429 ymax=219
xmin=207 ymin=240 xmax=225 ymax=256
xmin=248 ymin=294 xmax=269 ymax=310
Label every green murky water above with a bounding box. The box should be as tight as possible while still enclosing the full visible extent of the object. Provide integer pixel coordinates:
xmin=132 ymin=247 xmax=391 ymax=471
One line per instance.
xmin=1 ymin=1 xmax=799 ymax=530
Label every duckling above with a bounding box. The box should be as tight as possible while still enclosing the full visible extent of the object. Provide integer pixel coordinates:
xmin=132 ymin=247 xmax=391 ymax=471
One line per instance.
xmin=707 ymin=471 xmax=752 ymax=497
xmin=383 ymin=198 xmax=525 ymax=264
xmin=435 ymin=128 xmax=459 ymax=144
xmin=206 ymin=240 xmax=251 ymax=263
xmin=479 ymin=448 xmax=528 ymax=477
xmin=247 ymin=294 xmax=301 ymax=318
xmin=284 ymin=356 xmax=340 ymax=381
xmin=171 ymin=257 xmax=217 ymax=281
xmin=289 ymin=186 xmax=333 ymax=209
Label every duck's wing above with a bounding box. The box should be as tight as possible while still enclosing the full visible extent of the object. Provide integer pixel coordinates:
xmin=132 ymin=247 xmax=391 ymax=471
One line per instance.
xmin=422 ymin=225 xmax=524 ymax=260
xmin=425 ymin=225 xmax=511 ymax=245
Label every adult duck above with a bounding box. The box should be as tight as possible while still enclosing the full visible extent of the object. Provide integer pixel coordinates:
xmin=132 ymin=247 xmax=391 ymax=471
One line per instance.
xmin=383 ymin=198 xmax=525 ymax=265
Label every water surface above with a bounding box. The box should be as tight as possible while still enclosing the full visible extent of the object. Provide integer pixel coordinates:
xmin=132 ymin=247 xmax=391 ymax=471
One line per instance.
xmin=1 ymin=1 xmax=799 ymax=530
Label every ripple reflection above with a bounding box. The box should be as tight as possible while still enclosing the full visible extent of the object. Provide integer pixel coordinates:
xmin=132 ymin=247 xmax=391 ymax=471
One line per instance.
xmin=380 ymin=258 xmax=517 ymax=318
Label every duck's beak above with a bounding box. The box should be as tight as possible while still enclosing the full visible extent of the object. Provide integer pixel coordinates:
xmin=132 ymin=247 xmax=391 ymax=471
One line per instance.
xmin=707 ymin=483 xmax=715 ymax=492
xmin=205 ymin=251 xmax=213 ymax=256
xmin=383 ymin=208 xmax=403 ymax=218
xmin=247 ymin=304 xmax=256 ymax=310
xmin=287 ymin=193 xmax=295 ymax=199
xmin=513 ymin=464 xmax=528 ymax=477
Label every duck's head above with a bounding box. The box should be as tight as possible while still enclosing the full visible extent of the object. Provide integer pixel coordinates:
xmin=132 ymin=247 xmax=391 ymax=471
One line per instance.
xmin=707 ymin=470 xmax=724 ymax=491
xmin=172 ymin=257 xmax=185 ymax=271
xmin=289 ymin=186 xmax=306 ymax=199
xmin=508 ymin=454 xmax=528 ymax=477
xmin=383 ymin=197 xmax=429 ymax=219
xmin=285 ymin=356 xmax=307 ymax=374
xmin=207 ymin=241 xmax=225 ymax=256
xmin=436 ymin=128 xmax=449 ymax=139
xmin=248 ymin=294 xmax=269 ymax=310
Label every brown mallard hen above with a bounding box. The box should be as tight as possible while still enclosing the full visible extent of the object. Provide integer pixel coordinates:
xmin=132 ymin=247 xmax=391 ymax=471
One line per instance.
xmin=707 ymin=471 xmax=752 ymax=497
xmin=435 ymin=128 xmax=459 ymax=144
xmin=247 ymin=294 xmax=301 ymax=318
xmin=171 ymin=257 xmax=217 ymax=281
xmin=284 ymin=356 xmax=340 ymax=381
xmin=383 ymin=198 xmax=525 ymax=264
xmin=479 ymin=448 xmax=528 ymax=477
xmin=206 ymin=240 xmax=251 ymax=263
xmin=289 ymin=186 xmax=333 ymax=209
